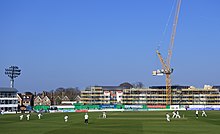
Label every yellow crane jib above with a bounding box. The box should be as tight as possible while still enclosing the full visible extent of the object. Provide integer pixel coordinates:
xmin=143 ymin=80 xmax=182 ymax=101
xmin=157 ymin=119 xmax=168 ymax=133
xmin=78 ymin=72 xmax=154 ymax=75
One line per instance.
xmin=152 ymin=0 xmax=181 ymax=105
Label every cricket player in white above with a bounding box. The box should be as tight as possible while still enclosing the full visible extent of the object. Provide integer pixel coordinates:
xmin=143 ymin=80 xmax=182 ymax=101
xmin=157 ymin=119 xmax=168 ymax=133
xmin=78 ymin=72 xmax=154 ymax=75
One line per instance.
xmin=202 ymin=110 xmax=207 ymax=117
xmin=85 ymin=113 xmax=89 ymax=125
xmin=176 ymin=111 xmax=181 ymax=118
xmin=196 ymin=110 xmax=199 ymax=119
xmin=64 ymin=115 xmax=68 ymax=122
xmin=26 ymin=114 xmax=30 ymax=120
xmin=166 ymin=113 xmax=170 ymax=122
xmin=38 ymin=113 xmax=42 ymax=119
xmin=20 ymin=115 xmax=24 ymax=120
xmin=103 ymin=111 xmax=107 ymax=118
xmin=172 ymin=111 xmax=176 ymax=118
xmin=1 ymin=110 xmax=4 ymax=115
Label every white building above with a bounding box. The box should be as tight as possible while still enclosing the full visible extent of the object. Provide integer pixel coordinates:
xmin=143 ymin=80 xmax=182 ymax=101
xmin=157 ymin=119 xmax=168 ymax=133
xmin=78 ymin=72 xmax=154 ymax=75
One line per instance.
xmin=0 ymin=87 xmax=18 ymax=112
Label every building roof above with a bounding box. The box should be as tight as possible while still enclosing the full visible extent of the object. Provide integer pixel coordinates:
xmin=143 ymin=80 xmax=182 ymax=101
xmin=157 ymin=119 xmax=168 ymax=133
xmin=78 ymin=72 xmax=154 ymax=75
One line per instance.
xmin=149 ymin=85 xmax=190 ymax=89
xmin=94 ymin=82 xmax=133 ymax=91
xmin=101 ymin=86 xmax=123 ymax=91
xmin=0 ymin=87 xmax=18 ymax=92
xmin=24 ymin=92 xmax=34 ymax=95
xmin=213 ymin=86 xmax=220 ymax=89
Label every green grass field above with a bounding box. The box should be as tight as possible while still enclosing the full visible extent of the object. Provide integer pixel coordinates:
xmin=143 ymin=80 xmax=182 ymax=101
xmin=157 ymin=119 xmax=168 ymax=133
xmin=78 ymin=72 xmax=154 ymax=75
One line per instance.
xmin=0 ymin=111 xmax=220 ymax=134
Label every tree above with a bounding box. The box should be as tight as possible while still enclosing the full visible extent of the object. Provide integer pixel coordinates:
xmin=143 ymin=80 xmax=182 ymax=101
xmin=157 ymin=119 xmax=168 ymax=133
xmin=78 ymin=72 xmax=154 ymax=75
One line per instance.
xmin=51 ymin=87 xmax=80 ymax=101
xmin=133 ymin=82 xmax=144 ymax=88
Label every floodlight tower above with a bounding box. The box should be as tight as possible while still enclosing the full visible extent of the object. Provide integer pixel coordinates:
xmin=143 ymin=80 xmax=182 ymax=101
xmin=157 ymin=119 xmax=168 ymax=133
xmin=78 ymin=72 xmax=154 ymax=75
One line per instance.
xmin=5 ymin=66 xmax=21 ymax=88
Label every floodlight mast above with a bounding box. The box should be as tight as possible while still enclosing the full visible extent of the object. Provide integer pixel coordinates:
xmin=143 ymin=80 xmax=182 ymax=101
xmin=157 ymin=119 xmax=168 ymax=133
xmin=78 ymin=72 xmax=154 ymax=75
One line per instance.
xmin=5 ymin=66 xmax=21 ymax=88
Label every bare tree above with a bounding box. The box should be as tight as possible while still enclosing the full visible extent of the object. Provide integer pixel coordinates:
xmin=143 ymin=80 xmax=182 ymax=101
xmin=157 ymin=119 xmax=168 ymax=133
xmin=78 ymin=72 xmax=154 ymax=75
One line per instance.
xmin=133 ymin=82 xmax=145 ymax=88
xmin=52 ymin=87 xmax=80 ymax=101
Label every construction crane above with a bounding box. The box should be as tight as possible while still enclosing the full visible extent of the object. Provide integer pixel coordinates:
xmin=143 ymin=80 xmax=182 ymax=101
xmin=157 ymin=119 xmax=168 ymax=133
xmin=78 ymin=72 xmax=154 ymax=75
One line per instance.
xmin=152 ymin=0 xmax=182 ymax=105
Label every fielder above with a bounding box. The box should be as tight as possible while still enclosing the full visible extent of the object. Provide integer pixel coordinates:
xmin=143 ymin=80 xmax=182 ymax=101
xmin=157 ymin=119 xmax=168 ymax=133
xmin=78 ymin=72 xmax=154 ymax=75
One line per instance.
xmin=176 ymin=111 xmax=181 ymax=118
xmin=26 ymin=114 xmax=30 ymax=120
xmin=102 ymin=111 xmax=107 ymax=118
xmin=172 ymin=111 xmax=176 ymax=118
xmin=38 ymin=113 xmax=42 ymax=119
xmin=1 ymin=110 xmax=4 ymax=115
xmin=85 ymin=113 xmax=89 ymax=125
xmin=20 ymin=115 xmax=24 ymax=120
xmin=64 ymin=115 xmax=68 ymax=122
xmin=202 ymin=110 xmax=207 ymax=117
xmin=166 ymin=113 xmax=170 ymax=122
xmin=196 ymin=110 xmax=199 ymax=119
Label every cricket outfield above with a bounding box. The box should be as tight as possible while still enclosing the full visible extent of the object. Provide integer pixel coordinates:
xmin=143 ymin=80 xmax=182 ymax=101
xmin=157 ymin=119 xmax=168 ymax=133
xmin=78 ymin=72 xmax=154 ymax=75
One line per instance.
xmin=0 ymin=111 xmax=219 ymax=134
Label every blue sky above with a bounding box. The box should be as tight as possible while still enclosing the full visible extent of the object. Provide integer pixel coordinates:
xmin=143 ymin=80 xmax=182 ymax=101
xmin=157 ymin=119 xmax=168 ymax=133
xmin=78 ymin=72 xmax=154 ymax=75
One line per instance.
xmin=0 ymin=0 xmax=220 ymax=92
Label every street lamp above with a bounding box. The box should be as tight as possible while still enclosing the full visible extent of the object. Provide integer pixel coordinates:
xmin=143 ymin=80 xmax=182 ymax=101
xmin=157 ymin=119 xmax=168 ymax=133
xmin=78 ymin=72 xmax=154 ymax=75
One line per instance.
xmin=5 ymin=66 xmax=21 ymax=88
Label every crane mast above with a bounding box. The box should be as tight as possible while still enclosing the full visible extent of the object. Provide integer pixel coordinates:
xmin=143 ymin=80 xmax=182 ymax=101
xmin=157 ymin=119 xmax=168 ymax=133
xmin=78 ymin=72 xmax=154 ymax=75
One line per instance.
xmin=153 ymin=0 xmax=181 ymax=105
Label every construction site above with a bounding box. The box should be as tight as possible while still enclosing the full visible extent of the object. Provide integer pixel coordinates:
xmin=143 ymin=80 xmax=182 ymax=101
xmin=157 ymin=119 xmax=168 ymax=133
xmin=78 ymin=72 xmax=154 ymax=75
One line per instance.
xmin=80 ymin=0 xmax=220 ymax=108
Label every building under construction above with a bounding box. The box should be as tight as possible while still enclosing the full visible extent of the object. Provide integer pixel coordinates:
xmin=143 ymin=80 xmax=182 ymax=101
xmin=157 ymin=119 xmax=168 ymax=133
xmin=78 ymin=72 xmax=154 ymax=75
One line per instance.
xmin=122 ymin=85 xmax=220 ymax=105
xmin=80 ymin=84 xmax=220 ymax=105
